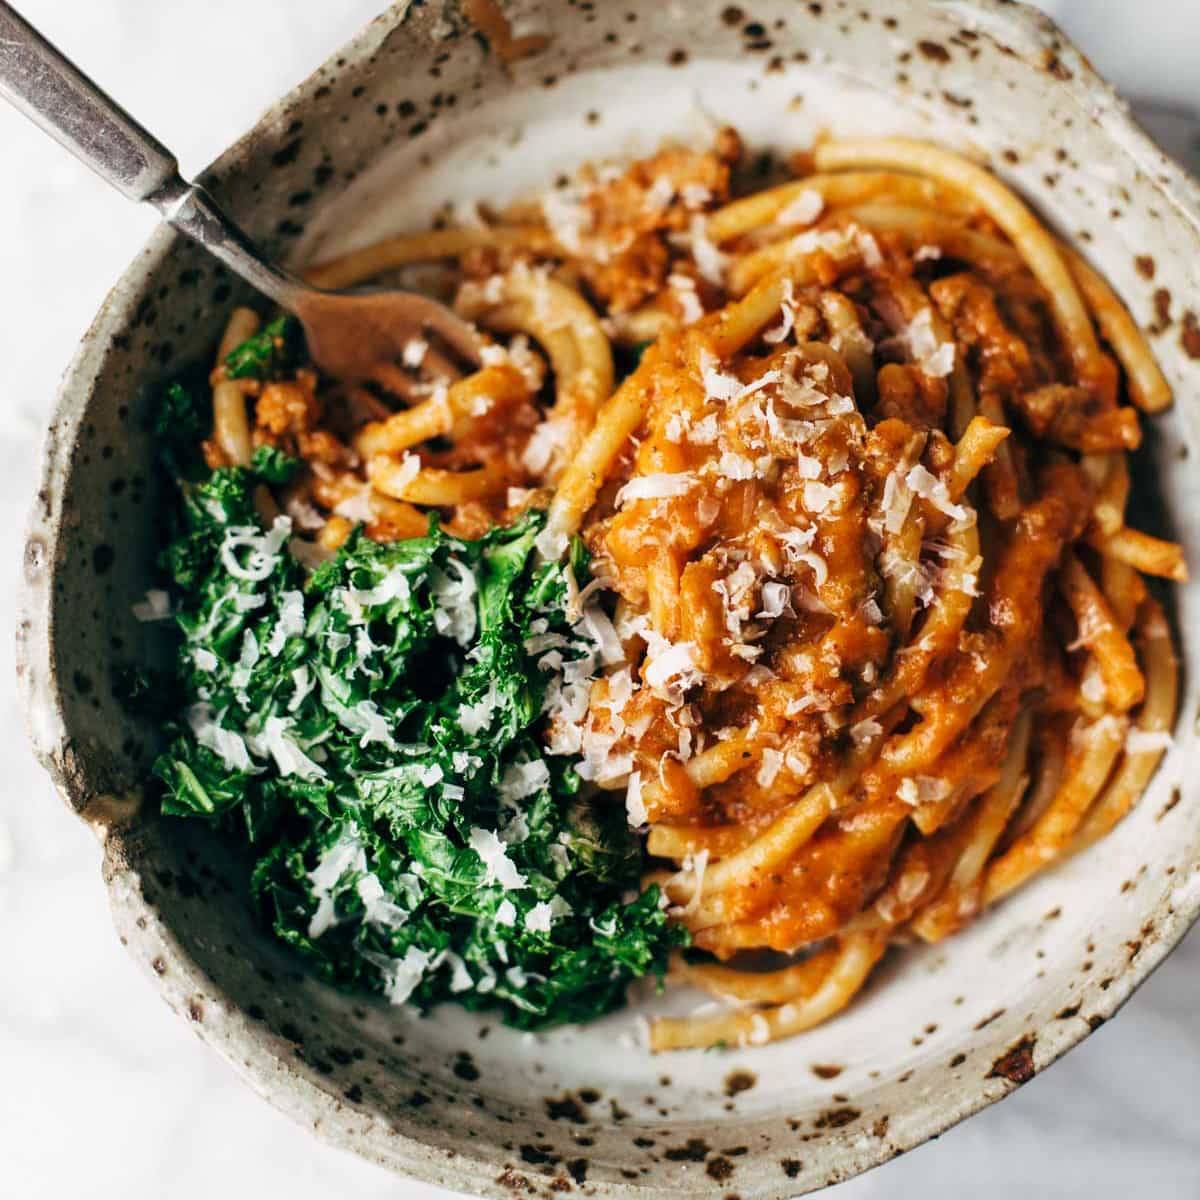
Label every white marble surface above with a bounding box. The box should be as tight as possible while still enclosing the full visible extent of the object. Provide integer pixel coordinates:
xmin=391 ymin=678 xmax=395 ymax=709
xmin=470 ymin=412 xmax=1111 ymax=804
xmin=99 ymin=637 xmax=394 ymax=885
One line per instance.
xmin=1 ymin=3 xmax=1197 ymax=1197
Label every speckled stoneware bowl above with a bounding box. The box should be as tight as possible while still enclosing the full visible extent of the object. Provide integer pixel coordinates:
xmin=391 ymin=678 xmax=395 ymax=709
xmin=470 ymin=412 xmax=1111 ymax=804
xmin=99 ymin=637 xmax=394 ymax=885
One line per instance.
xmin=18 ymin=1 xmax=1200 ymax=1195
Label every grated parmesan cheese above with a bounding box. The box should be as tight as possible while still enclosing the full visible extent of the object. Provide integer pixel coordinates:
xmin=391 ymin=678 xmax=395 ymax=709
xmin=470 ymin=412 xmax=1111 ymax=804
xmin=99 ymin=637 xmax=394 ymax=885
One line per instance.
xmin=307 ymin=831 xmax=366 ymax=938
xmin=849 ymin=717 xmax=883 ymax=747
xmin=902 ymin=308 xmax=956 ymax=378
xmin=687 ymin=214 xmax=728 ymax=286
xmin=644 ymin=175 xmax=676 ymax=211
xmin=402 ymin=336 xmax=429 ymax=368
xmin=525 ymin=895 xmax=573 ymax=933
xmin=459 ymin=681 xmax=499 ymax=735
xmin=187 ymin=703 xmax=255 ymax=773
xmin=389 ymin=452 xmax=421 ymax=493
xmin=132 ymin=588 xmax=171 ymax=622
xmin=248 ymin=715 xmax=327 ymax=780
xmin=265 ymin=590 xmax=306 ymax=656
xmin=668 ymin=273 xmax=705 ymax=324
xmin=542 ymin=185 xmax=593 ymax=253
xmin=377 ymin=945 xmax=436 ymax=1006
xmin=430 ymin=557 xmax=478 ymax=646
xmin=469 ymin=826 xmax=529 ymax=890
xmin=220 ymin=515 xmax=292 ymax=582
xmin=777 ymin=188 xmax=825 ymax=227
xmin=803 ymin=479 xmax=838 ymax=515
xmin=357 ymin=874 xmax=411 ymax=930
xmin=756 ymin=747 xmax=784 ymax=788
xmin=440 ymin=949 xmax=475 ymax=993
xmin=1126 ymin=729 xmax=1173 ymax=754
xmin=757 ymin=580 xmax=792 ymax=620
xmin=332 ymin=484 xmax=375 ymax=525
xmin=616 ymin=472 xmax=695 ymax=507
xmin=499 ymin=758 xmax=551 ymax=803
xmin=193 ymin=647 xmax=219 ymax=674
xmin=905 ymin=464 xmax=970 ymax=525
xmin=642 ymin=634 xmax=704 ymax=703
xmin=763 ymin=278 xmax=797 ymax=345
xmin=715 ymin=451 xmax=758 ymax=480
xmin=522 ymin=416 xmax=573 ymax=475
xmin=625 ymin=771 xmax=647 ymax=827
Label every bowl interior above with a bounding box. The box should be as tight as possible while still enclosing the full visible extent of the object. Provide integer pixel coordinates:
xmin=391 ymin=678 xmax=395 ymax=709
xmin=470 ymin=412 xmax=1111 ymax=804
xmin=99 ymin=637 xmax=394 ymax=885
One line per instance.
xmin=22 ymin=3 xmax=1200 ymax=1197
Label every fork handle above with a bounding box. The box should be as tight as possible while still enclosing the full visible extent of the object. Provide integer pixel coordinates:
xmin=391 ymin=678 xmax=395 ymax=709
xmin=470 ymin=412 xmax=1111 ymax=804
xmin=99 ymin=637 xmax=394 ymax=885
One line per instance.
xmin=0 ymin=0 xmax=305 ymax=305
xmin=0 ymin=1 xmax=178 ymax=201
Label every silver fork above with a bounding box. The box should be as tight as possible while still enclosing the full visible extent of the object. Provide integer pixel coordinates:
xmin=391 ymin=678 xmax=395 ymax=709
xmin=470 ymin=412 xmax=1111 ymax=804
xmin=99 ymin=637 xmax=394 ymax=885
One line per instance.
xmin=0 ymin=1 xmax=481 ymax=379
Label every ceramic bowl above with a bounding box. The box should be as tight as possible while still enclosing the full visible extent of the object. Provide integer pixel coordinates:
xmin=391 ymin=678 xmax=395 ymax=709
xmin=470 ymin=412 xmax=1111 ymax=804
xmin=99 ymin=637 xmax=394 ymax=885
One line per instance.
xmin=18 ymin=2 xmax=1200 ymax=1196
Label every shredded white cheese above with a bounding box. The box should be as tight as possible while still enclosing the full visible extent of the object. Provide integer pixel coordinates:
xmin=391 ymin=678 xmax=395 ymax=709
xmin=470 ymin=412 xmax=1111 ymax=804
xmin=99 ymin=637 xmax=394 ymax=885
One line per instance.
xmin=625 ymin=771 xmax=648 ymax=828
xmin=186 ymin=703 xmax=255 ymax=773
xmin=616 ymin=472 xmax=695 ymax=507
xmin=687 ymin=214 xmax=728 ymax=286
xmin=402 ymin=337 xmax=429 ymax=369
xmin=1126 ymin=729 xmax=1173 ymax=754
xmin=498 ymin=759 xmax=551 ymax=803
xmin=525 ymin=895 xmax=573 ymax=933
xmin=132 ymin=589 xmax=171 ymax=622
xmin=468 ymin=826 xmax=529 ymax=890
xmin=377 ymin=945 xmax=436 ymax=1005
xmin=776 ymin=188 xmax=825 ymax=227
xmin=522 ymin=416 xmax=573 ymax=475
xmin=756 ymin=747 xmax=784 ymax=788
xmin=542 ymin=185 xmax=593 ymax=253
xmin=430 ymin=557 xmax=478 ymax=646
xmin=307 ymin=832 xmax=366 ymax=938
xmin=905 ymin=464 xmax=970 ymax=525
xmin=849 ymin=717 xmax=883 ymax=747
xmin=902 ymin=308 xmax=956 ymax=378
xmin=668 ymin=273 xmax=705 ymax=324
xmin=219 ymin=515 xmax=292 ymax=582
xmin=333 ymin=484 xmax=375 ymax=525
xmin=265 ymin=589 xmax=306 ymax=656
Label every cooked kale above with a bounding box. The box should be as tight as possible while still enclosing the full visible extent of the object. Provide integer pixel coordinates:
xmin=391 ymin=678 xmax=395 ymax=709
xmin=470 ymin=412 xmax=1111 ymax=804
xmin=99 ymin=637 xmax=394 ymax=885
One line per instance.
xmin=248 ymin=444 xmax=300 ymax=484
xmin=223 ymin=315 xmax=301 ymax=381
xmin=153 ymin=382 xmax=208 ymax=480
xmin=151 ymin=430 xmax=683 ymax=1027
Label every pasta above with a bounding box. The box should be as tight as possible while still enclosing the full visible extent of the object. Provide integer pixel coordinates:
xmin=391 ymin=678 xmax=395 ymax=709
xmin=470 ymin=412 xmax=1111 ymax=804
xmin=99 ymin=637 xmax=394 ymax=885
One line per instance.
xmin=196 ymin=129 xmax=1182 ymax=1051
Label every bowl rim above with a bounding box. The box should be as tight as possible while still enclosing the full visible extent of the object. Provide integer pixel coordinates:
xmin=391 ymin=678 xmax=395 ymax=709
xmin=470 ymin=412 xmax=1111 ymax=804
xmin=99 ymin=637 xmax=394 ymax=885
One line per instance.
xmin=16 ymin=1 xmax=1200 ymax=1196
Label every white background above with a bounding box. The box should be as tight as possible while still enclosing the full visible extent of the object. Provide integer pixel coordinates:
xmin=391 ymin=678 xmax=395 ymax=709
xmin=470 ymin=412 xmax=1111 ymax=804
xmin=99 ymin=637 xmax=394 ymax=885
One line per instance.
xmin=0 ymin=3 xmax=1197 ymax=1197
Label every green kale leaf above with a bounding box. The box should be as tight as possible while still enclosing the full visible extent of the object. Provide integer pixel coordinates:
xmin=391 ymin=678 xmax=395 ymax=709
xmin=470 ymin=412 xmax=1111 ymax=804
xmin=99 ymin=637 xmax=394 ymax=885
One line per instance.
xmin=224 ymin=315 xmax=301 ymax=381
xmin=152 ymin=474 xmax=684 ymax=1029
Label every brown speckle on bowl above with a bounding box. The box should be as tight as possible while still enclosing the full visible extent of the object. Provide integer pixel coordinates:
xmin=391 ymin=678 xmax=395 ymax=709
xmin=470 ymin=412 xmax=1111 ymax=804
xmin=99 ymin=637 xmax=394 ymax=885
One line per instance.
xmin=987 ymin=1036 xmax=1037 ymax=1085
xmin=1157 ymin=785 xmax=1183 ymax=820
xmin=723 ymin=1069 xmax=757 ymax=1096
xmin=973 ymin=1007 xmax=1006 ymax=1030
xmin=544 ymin=1094 xmax=587 ymax=1124
xmin=814 ymin=1107 xmax=861 ymax=1130
xmin=453 ymin=1051 xmax=481 ymax=1081
xmin=664 ymin=1137 xmax=710 ymax=1162
xmin=1179 ymin=310 xmax=1200 ymax=358
xmin=707 ymin=1155 xmax=736 ymax=1182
